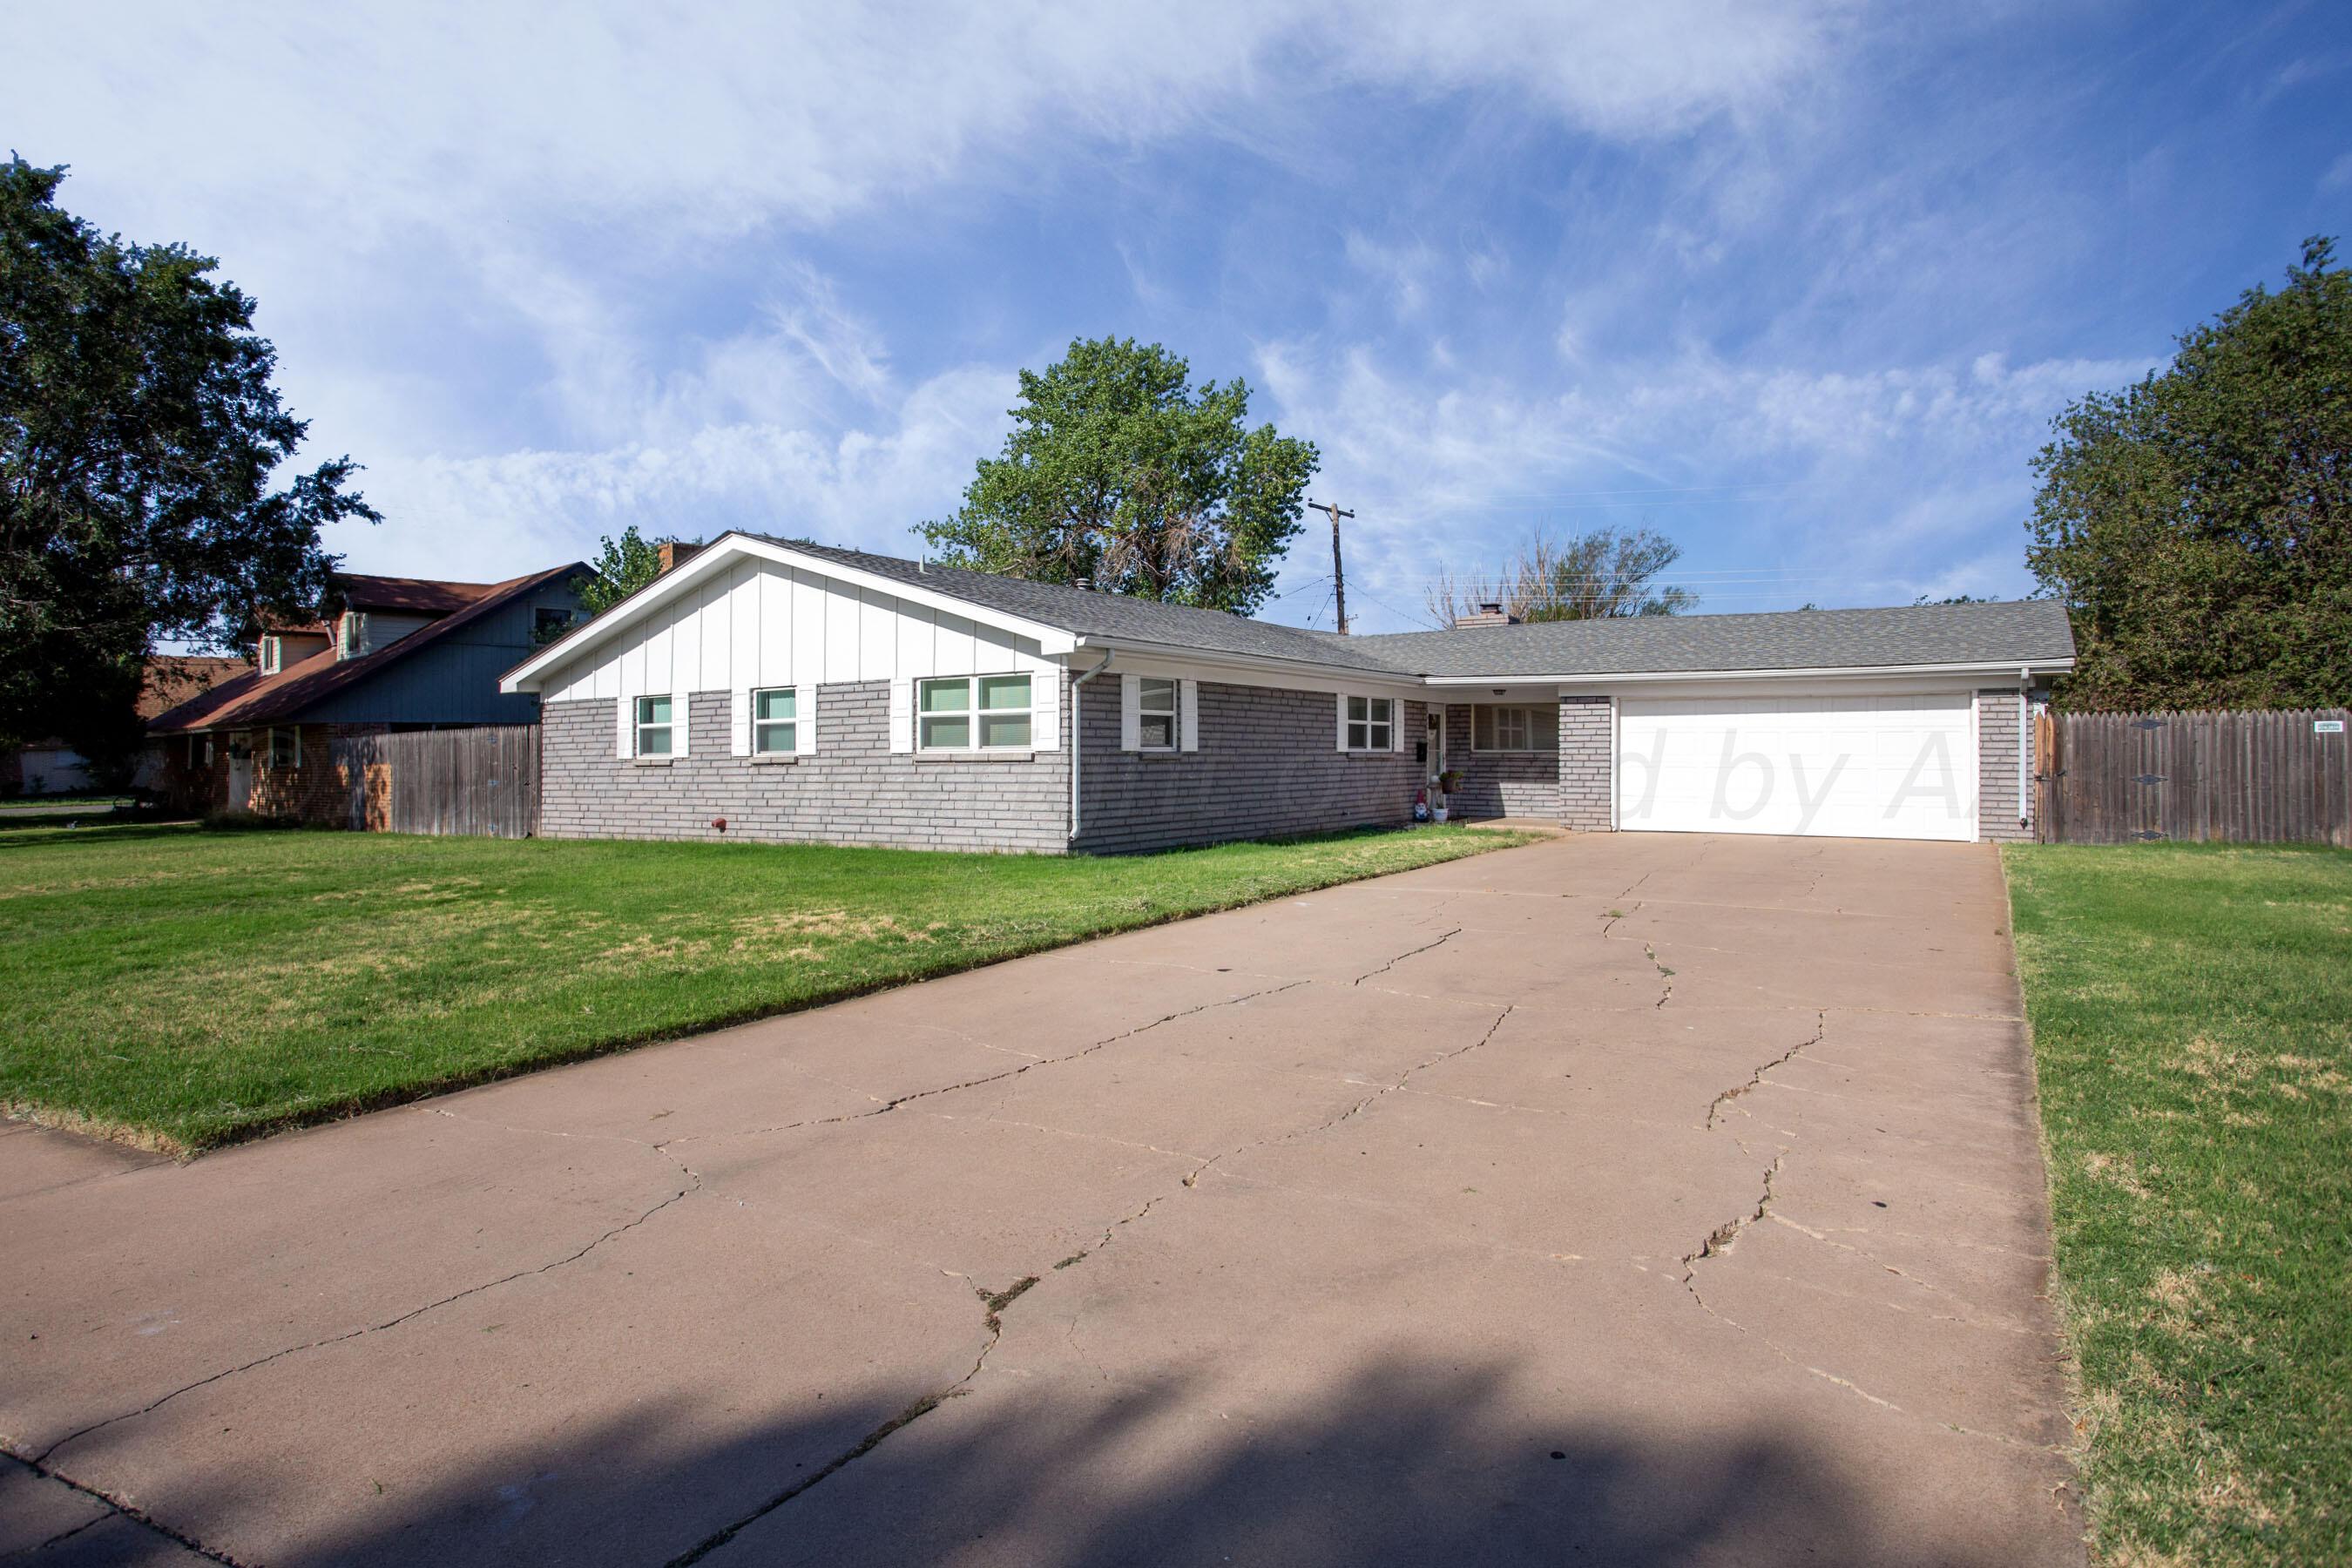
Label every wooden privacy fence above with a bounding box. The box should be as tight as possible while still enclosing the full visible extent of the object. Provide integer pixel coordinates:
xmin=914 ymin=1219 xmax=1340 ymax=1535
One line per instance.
xmin=2035 ymin=708 xmax=2350 ymax=846
xmin=330 ymin=725 xmax=539 ymax=838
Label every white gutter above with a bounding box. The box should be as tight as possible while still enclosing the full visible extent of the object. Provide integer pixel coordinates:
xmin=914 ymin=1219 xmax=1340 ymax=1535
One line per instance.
xmin=1417 ymin=657 xmax=2077 ymax=687
xmin=1067 ymin=648 xmax=1114 ymax=846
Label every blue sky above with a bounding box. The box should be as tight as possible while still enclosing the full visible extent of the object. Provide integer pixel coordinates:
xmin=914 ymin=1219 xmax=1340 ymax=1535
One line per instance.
xmin=15 ymin=2 xmax=2351 ymax=631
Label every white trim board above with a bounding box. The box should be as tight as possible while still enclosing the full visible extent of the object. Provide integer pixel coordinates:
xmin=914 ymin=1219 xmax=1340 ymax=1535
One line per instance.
xmin=505 ymin=531 xmax=1078 ymax=693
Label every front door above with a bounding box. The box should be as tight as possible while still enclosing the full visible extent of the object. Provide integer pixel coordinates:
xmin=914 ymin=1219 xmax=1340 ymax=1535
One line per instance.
xmin=1425 ymin=711 xmax=1445 ymax=793
xmin=227 ymin=741 xmax=253 ymax=812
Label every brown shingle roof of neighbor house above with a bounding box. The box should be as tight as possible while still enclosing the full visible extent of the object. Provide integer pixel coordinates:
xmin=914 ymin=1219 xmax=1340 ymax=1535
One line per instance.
xmin=139 ymin=657 xmax=253 ymax=722
xmin=335 ymin=575 xmax=505 ymax=615
xmin=148 ymin=564 xmax=584 ymax=733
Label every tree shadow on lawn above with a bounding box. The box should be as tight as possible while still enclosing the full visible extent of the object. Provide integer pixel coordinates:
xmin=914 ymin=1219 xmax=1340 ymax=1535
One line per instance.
xmin=110 ymin=1354 xmax=2011 ymax=1568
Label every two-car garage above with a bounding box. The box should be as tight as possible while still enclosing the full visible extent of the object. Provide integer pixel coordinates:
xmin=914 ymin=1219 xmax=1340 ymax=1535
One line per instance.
xmin=1614 ymin=691 xmax=1980 ymax=841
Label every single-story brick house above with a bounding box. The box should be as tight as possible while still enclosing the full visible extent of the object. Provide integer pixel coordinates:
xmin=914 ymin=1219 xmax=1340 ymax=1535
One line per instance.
xmin=151 ymin=564 xmax=590 ymax=821
xmin=500 ymin=532 xmax=2076 ymax=854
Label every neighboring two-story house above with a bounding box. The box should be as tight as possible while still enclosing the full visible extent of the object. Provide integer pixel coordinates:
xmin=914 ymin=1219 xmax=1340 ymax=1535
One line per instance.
xmin=150 ymin=564 xmax=591 ymax=820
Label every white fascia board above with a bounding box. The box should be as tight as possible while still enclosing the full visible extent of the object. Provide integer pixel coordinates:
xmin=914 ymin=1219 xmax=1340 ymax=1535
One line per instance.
xmin=1416 ymin=657 xmax=2077 ymax=692
xmin=1068 ymin=635 xmax=1421 ymax=698
xmin=502 ymin=532 xmax=1078 ymax=693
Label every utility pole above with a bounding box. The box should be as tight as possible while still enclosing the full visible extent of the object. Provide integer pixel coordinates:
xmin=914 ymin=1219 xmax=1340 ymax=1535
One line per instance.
xmin=1308 ymin=500 xmax=1354 ymax=634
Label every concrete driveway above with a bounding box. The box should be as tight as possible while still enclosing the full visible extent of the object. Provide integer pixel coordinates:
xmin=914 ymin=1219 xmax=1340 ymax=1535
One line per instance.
xmin=1 ymin=835 xmax=2080 ymax=1567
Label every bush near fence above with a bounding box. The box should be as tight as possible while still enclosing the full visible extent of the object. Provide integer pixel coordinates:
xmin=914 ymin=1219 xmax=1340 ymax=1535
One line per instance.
xmin=2036 ymin=708 xmax=2350 ymax=846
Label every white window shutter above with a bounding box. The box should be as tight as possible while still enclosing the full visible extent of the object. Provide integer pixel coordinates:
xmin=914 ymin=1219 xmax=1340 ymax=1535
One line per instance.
xmin=672 ymin=692 xmax=691 ymax=757
xmin=797 ymin=686 xmax=818 ymax=755
xmin=617 ymin=693 xmax=632 ymax=759
xmin=1391 ymin=700 xmax=1405 ymax=752
xmin=889 ymin=678 xmax=914 ymax=754
xmin=1335 ymin=692 xmax=1349 ymax=751
xmin=730 ymin=688 xmax=750 ymax=756
xmin=1179 ymin=679 xmax=1199 ymax=752
xmin=1119 ymin=673 xmax=1142 ymax=752
xmin=1032 ymin=670 xmax=1058 ymax=750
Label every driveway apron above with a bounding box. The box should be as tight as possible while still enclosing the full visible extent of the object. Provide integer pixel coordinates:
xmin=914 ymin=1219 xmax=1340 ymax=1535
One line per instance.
xmin=0 ymin=835 xmax=2081 ymax=1566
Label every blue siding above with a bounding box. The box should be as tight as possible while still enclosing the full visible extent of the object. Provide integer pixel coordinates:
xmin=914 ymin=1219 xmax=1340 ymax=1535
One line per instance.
xmin=302 ymin=578 xmax=586 ymax=726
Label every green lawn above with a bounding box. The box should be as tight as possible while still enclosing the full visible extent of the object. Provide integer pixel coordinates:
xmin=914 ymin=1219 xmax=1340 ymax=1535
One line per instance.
xmin=0 ymin=821 xmax=1526 ymax=1152
xmin=2005 ymin=843 xmax=2351 ymax=1566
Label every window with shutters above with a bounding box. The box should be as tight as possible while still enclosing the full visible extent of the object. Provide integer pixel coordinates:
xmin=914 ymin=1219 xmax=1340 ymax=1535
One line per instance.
xmin=751 ymin=687 xmax=798 ymax=754
xmin=920 ymin=673 xmax=1032 ymax=751
xmin=1138 ymin=678 xmax=1178 ymax=751
xmin=635 ymin=695 xmax=674 ymax=756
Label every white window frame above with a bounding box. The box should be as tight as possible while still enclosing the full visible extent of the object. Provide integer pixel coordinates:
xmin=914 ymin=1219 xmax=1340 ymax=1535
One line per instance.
xmin=187 ymin=733 xmax=212 ymax=767
xmin=259 ymin=634 xmax=281 ymax=674
xmin=918 ymin=672 xmax=1035 ymax=754
xmin=1346 ymin=694 xmax=1395 ymax=753
xmin=750 ymin=686 xmax=799 ymax=755
xmin=634 ymin=694 xmax=675 ymax=757
xmin=265 ymin=726 xmax=301 ymax=770
xmin=1472 ymin=703 xmax=1554 ymax=754
xmin=1136 ymin=677 xmax=1179 ymax=752
xmin=340 ymin=615 xmax=361 ymax=657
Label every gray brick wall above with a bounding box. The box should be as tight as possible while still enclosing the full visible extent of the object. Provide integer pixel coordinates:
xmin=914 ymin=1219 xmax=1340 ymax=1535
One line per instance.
xmin=1975 ymin=688 xmax=2035 ymax=842
xmin=539 ymin=680 xmax=1071 ymax=853
xmin=1557 ymin=695 xmax=1614 ymax=830
xmin=1074 ymin=678 xmax=1423 ymax=853
xmin=1440 ymin=704 xmax=1559 ymax=819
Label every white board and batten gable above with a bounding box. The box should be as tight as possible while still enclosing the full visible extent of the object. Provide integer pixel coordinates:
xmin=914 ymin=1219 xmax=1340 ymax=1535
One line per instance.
xmin=526 ymin=550 xmax=1064 ymax=758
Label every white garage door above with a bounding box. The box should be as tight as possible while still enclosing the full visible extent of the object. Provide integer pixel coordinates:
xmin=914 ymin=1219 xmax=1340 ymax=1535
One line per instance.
xmin=1617 ymin=692 xmax=1977 ymax=841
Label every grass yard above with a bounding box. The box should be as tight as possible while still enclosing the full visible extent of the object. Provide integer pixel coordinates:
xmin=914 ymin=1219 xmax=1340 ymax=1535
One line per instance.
xmin=0 ymin=821 xmax=1527 ymax=1152
xmin=2005 ymin=843 xmax=2351 ymax=1567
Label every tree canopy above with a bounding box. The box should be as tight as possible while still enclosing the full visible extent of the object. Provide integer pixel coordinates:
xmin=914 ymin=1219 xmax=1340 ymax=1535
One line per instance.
xmin=1424 ymin=526 xmax=1696 ymax=625
xmin=2027 ymin=237 xmax=2349 ymax=710
xmin=577 ymin=525 xmax=668 ymax=616
xmin=917 ymin=338 xmax=1317 ymax=617
xmin=0 ymin=159 xmax=377 ymax=775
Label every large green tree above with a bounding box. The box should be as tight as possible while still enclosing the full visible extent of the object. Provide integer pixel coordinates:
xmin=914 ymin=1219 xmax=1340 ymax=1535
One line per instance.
xmin=2027 ymin=237 xmax=2349 ymax=710
xmin=576 ymin=524 xmax=667 ymax=616
xmin=1423 ymin=526 xmax=1696 ymax=625
xmin=1 ymin=159 xmax=377 ymax=778
xmin=918 ymin=338 xmax=1317 ymax=616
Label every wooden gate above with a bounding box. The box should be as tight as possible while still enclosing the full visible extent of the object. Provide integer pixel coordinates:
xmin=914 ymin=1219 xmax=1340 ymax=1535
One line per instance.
xmin=2036 ymin=708 xmax=2351 ymax=846
xmin=332 ymin=726 xmax=540 ymax=838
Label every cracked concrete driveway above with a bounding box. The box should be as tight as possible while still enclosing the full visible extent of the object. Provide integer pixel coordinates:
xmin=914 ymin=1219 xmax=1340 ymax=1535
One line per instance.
xmin=1 ymin=834 xmax=2081 ymax=1566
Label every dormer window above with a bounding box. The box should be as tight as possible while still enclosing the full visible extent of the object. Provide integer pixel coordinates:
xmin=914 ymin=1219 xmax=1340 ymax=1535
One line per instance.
xmin=259 ymin=635 xmax=281 ymax=674
xmin=340 ymin=614 xmax=362 ymax=657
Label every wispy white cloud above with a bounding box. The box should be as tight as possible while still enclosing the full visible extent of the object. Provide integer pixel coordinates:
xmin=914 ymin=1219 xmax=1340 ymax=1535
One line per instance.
xmin=1254 ymin=337 xmax=2158 ymax=626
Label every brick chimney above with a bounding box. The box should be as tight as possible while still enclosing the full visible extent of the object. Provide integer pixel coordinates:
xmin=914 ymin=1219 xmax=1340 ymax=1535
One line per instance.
xmin=1451 ymin=600 xmax=1518 ymax=629
xmin=657 ymin=540 xmax=706 ymax=575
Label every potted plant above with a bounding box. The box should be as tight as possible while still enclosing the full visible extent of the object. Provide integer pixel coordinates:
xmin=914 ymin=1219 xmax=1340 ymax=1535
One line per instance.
xmin=1435 ymin=768 xmax=1464 ymax=821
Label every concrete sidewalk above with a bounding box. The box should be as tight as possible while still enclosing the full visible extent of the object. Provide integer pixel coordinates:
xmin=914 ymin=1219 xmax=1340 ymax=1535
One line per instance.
xmin=0 ymin=834 xmax=2082 ymax=1566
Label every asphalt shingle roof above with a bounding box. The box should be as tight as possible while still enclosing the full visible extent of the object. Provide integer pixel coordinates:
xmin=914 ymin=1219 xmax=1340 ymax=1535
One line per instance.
xmin=757 ymin=537 xmax=2075 ymax=680
xmin=754 ymin=537 xmax=1408 ymax=673
xmin=1346 ymin=598 xmax=2078 ymax=677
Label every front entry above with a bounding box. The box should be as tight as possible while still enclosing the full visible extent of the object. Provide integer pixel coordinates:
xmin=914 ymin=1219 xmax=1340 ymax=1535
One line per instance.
xmin=227 ymin=741 xmax=253 ymax=813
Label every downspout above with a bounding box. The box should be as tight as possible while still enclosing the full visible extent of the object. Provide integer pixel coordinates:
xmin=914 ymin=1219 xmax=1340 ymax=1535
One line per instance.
xmin=2017 ymin=666 xmax=2031 ymax=832
xmin=1068 ymin=647 xmax=1114 ymax=848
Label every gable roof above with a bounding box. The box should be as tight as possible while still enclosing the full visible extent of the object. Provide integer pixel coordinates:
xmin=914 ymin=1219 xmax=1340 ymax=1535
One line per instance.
xmin=150 ymin=564 xmax=585 ymax=733
xmin=1351 ymin=598 xmax=2078 ymax=678
xmin=506 ymin=531 xmax=2075 ymax=695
